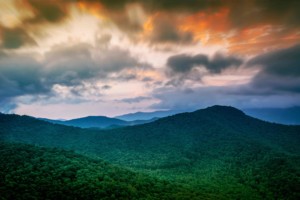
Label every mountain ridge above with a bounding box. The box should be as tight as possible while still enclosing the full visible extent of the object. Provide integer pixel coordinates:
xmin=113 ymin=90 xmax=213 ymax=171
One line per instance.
xmin=39 ymin=115 xmax=158 ymax=129
xmin=115 ymin=109 xmax=187 ymax=121
xmin=0 ymin=105 xmax=299 ymax=199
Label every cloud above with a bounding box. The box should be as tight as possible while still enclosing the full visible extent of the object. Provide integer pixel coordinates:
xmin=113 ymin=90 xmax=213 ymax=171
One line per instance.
xmin=42 ymin=43 xmax=152 ymax=85
xmin=101 ymin=85 xmax=111 ymax=90
xmin=151 ymin=45 xmax=300 ymax=110
xmin=0 ymin=26 xmax=36 ymax=49
xmin=0 ymin=98 xmax=18 ymax=114
xmin=22 ymin=0 xmax=70 ymax=24
xmin=246 ymin=44 xmax=300 ymax=94
xmin=0 ymin=1 xmax=71 ymax=49
xmin=42 ymin=43 xmax=98 ymax=86
xmin=118 ymin=96 xmax=152 ymax=104
xmin=77 ymin=0 xmax=300 ymax=50
xmin=228 ymin=0 xmax=300 ymax=29
xmin=97 ymin=0 xmax=223 ymax=13
xmin=249 ymin=44 xmax=300 ymax=77
xmin=0 ymin=43 xmax=154 ymax=112
xmin=167 ymin=54 xmax=208 ymax=73
xmin=251 ymin=73 xmax=300 ymax=94
xmin=167 ymin=53 xmax=243 ymax=74
xmin=0 ymin=53 xmax=47 ymax=98
xmin=146 ymin=14 xmax=194 ymax=45
xmin=3 ymin=0 xmax=296 ymax=51
xmin=150 ymin=84 xmax=300 ymax=111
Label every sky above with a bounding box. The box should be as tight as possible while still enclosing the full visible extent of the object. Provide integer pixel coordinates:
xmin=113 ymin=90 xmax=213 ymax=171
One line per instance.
xmin=0 ymin=0 xmax=300 ymax=119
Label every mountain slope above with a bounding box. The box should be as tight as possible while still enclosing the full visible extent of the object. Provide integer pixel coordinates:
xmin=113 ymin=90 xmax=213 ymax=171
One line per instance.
xmin=0 ymin=106 xmax=299 ymax=199
xmin=0 ymin=142 xmax=199 ymax=200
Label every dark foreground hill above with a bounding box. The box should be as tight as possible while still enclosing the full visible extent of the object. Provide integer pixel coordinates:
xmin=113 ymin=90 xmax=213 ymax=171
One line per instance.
xmin=0 ymin=106 xmax=300 ymax=199
xmin=0 ymin=142 xmax=199 ymax=200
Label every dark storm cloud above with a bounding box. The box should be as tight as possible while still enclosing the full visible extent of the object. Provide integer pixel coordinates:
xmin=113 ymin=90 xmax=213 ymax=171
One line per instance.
xmin=249 ymin=44 xmax=300 ymax=77
xmin=209 ymin=54 xmax=243 ymax=73
xmin=97 ymin=0 xmax=223 ymax=12
xmin=245 ymin=44 xmax=300 ymax=94
xmin=0 ymin=54 xmax=47 ymax=98
xmin=0 ymin=52 xmax=51 ymax=112
xmin=0 ymin=26 xmax=36 ymax=49
xmin=167 ymin=54 xmax=208 ymax=73
xmin=167 ymin=53 xmax=242 ymax=74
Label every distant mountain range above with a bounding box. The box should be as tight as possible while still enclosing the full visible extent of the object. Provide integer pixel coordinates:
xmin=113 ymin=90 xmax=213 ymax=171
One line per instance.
xmin=115 ymin=106 xmax=300 ymax=125
xmin=39 ymin=116 xmax=158 ymax=129
xmin=37 ymin=106 xmax=300 ymax=129
xmin=1 ymin=105 xmax=299 ymax=199
xmin=243 ymin=107 xmax=300 ymax=125
xmin=115 ymin=110 xmax=187 ymax=121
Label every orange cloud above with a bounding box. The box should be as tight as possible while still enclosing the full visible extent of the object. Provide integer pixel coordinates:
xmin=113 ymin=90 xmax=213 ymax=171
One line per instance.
xmin=76 ymin=1 xmax=105 ymax=19
xmin=179 ymin=8 xmax=230 ymax=44
xmin=176 ymin=6 xmax=300 ymax=55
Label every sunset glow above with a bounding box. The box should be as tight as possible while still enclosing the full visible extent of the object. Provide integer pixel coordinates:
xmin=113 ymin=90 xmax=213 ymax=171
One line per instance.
xmin=0 ymin=0 xmax=299 ymax=118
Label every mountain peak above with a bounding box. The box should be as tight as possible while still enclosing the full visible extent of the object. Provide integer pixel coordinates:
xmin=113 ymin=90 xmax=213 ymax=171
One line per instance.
xmin=199 ymin=105 xmax=246 ymax=116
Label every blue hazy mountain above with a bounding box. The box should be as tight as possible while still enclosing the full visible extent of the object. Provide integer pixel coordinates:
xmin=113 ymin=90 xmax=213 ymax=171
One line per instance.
xmin=39 ymin=116 xmax=158 ymax=129
xmin=56 ymin=116 xmax=128 ymax=128
xmin=115 ymin=109 xmax=189 ymax=121
xmin=117 ymin=106 xmax=300 ymax=125
xmin=243 ymin=106 xmax=300 ymax=125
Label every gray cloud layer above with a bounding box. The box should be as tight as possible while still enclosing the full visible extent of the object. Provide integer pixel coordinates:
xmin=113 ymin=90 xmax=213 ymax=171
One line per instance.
xmin=0 ymin=43 xmax=152 ymax=112
xmin=247 ymin=44 xmax=300 ymax=94
xmin=167 ymin=53 xmax=243 ymax=74
xmin=151 ymin=44 xmax=300 ymax=110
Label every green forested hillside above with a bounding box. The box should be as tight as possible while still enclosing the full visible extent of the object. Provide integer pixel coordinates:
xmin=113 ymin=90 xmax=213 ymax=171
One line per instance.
xmin=0 ymin=142 xmax=200 ymax=200
xmin=0 ymin=106 xmax=299 ymax=199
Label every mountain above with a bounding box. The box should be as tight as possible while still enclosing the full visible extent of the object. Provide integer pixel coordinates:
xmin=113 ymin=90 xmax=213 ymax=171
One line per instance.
xmin=56 ymin=116 xmax=128 ymax=128
xmin=38 ymin=117 xmax=65 ymax=124
xmin=115 ymin=110 xmax=187 ymax=121
xmin=39 ymin=116 xmax=158 ymax=129
xmin=0 ymin=106 xmax=299 ymax=199
xmin=0 ymin=142 xmax=199 ymax=200
xmin=243 ymin=107 xmax=300 ymax=125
